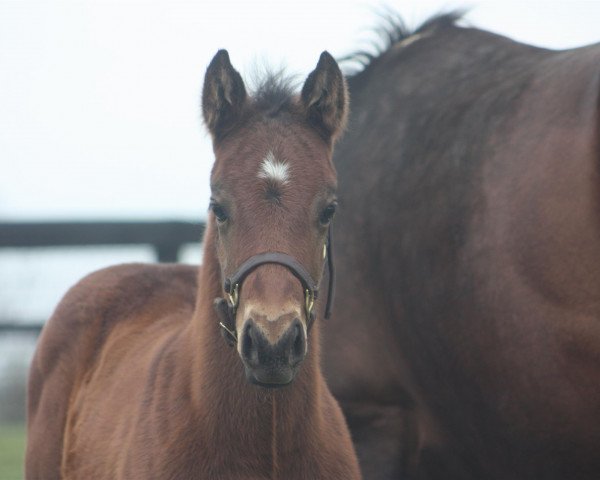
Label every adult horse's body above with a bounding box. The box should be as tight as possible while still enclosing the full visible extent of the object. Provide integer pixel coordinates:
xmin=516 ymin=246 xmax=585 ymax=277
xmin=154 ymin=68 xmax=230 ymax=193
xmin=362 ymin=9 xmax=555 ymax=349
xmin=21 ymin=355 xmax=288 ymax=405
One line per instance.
xmin=323 ymin=14 xmax=600 ymax=480
xmin=26 ymin=51 xmax=361 ymax=479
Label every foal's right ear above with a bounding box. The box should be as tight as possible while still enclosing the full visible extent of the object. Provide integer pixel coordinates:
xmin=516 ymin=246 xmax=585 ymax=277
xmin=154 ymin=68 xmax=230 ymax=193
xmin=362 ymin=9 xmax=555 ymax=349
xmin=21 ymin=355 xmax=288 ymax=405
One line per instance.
xmin=202 ymin=50 xmax=247 ymax=140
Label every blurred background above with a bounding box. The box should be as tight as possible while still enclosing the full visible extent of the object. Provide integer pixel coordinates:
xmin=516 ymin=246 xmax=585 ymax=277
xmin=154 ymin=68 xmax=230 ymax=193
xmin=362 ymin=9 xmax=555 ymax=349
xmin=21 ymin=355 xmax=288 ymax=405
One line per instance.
xmin=1 ymin=0 xmax=600 ymax=477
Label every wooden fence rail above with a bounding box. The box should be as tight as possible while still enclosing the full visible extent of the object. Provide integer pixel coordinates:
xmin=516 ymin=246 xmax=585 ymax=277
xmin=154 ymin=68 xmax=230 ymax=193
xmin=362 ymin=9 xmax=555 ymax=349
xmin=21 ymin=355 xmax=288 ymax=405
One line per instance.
xmin=0 ymin=220 xmax=205 ymax=334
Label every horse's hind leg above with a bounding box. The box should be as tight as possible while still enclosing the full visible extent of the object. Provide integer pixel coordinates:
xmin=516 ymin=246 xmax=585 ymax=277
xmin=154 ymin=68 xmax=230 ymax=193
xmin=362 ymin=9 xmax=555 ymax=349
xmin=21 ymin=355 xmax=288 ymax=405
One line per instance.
xmin=25 ymin=347 xmax=70 ymax=479
xmin=25 ymin=301 xmax=85 ymax=479
xmin=345 ymin=401 xmax=481 ymax=480
xmin=342 ymin=401 xmax=418 ymax=479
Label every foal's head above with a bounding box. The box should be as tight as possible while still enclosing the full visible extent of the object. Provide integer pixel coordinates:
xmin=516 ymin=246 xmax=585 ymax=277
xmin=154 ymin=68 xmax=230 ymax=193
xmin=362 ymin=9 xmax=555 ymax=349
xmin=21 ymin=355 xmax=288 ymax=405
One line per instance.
xmin=202 ymin=50 xmax=347 ymax=387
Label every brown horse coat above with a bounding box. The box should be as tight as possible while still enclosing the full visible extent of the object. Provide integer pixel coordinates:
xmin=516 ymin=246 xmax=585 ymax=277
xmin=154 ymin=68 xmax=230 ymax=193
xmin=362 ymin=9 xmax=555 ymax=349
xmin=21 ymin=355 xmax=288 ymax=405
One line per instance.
xmin=26 ymin=51 xmax=361 ymax=480
xmin=322 ymin=13 xmax=600 ymax=480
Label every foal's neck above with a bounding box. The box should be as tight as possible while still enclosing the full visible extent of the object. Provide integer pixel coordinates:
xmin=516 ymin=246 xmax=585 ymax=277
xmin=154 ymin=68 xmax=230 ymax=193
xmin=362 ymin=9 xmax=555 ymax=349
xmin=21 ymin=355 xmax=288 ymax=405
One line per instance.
xmin=187 ymin=224 xmax=324 ymax=455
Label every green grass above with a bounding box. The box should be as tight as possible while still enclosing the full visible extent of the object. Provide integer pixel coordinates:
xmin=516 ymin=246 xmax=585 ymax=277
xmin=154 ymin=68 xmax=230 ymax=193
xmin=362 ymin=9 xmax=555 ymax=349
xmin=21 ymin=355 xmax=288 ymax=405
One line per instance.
xmin=0 ymin=423 xmax=26 ymax=480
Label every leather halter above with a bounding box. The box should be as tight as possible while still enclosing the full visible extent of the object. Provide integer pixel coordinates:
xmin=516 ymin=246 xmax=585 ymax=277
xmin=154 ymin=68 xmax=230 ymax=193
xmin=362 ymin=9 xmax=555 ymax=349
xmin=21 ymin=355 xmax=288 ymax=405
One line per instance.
xmin=214 ymin=226 xmax=335 ymax=346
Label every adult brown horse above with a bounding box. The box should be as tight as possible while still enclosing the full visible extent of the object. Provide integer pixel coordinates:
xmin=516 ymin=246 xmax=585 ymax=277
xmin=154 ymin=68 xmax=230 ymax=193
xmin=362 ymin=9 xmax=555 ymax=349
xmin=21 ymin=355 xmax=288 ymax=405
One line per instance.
xmin=25 ymin=50 xmax=361 ymax=479
xmin=321 ymin=13 xmax=600 ymax=480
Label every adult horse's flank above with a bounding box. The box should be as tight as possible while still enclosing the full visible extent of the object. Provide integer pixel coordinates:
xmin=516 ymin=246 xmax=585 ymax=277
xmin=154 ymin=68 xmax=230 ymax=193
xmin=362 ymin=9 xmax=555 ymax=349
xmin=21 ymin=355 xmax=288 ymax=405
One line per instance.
xmin=26 ymin=50 xmax=361 ymax=479
xmin=323 ymin=13 xmax=600 ymax=480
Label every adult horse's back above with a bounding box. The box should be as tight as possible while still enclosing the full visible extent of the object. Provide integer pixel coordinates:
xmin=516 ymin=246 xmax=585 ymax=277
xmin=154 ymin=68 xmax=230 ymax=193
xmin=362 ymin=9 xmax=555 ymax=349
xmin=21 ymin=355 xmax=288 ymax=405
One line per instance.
xmin=324 ymin=14 xmax=600 ymax=479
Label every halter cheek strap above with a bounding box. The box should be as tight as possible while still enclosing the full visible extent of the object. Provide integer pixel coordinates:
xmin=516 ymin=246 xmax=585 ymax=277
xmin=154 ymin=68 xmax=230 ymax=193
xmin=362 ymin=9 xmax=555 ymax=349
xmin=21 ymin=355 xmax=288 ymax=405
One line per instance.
xmin=214 ymin=226 xmax=335 ymax=347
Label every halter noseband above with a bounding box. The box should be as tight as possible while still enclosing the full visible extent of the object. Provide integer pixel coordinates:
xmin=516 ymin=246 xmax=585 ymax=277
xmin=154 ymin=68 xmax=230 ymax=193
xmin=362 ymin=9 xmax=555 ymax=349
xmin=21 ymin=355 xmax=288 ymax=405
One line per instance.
xmin=214 ymin=226 xmax=335 ymax=346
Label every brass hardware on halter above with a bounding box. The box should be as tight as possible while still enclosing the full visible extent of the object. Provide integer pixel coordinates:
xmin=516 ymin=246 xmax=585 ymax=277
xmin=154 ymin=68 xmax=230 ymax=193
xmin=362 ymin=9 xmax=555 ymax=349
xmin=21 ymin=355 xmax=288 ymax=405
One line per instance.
xmin=305 ymin=288 xmax=315 ymax=320
xmin=219 ymin=321 xmax=237 ymax=342
xmin=227 ymin=283 xmax=239 ymax=312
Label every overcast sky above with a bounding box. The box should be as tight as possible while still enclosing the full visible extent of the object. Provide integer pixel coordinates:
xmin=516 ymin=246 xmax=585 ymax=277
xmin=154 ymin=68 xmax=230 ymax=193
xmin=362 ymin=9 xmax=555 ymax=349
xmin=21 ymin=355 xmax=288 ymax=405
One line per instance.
xmin=2 ymin=0 xmax=600 ymax=221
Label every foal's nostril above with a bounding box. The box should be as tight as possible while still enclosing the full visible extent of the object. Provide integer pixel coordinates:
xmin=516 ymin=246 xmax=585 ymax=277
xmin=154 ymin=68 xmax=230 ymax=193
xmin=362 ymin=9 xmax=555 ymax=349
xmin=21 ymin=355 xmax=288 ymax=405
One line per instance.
xmin=293 ymin=325 xmax=303 ymax=356
xmin=241 ymin=320 xmax=259 ymax=367
xmin=288 ymin=319 xmax=306 ymax=366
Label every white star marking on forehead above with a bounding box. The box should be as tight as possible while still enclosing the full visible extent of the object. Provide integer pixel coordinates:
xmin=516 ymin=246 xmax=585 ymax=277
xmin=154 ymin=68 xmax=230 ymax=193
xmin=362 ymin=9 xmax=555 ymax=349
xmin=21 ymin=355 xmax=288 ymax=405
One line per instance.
xmin=258 ymin=151 xmax=290 ymax=185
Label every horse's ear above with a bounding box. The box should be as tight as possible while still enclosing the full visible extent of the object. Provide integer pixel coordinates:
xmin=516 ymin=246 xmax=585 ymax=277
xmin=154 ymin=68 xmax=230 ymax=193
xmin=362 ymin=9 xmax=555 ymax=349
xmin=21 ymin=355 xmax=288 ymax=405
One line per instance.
xmin=300 ymin=51 xmax=348 ymax=143
xmin=202 ymin=49 xmax=247 ymax=139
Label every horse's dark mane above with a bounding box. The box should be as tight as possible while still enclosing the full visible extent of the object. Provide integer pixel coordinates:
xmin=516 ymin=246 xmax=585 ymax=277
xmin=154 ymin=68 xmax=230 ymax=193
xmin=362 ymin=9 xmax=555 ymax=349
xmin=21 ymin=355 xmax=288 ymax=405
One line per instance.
xmin=341 ymin=10 xmax=465 ymax=75
xmin=247 ymin=12 xmax=465 ymax=115
xmin=251 ymin=69 xmax=298 ymax=117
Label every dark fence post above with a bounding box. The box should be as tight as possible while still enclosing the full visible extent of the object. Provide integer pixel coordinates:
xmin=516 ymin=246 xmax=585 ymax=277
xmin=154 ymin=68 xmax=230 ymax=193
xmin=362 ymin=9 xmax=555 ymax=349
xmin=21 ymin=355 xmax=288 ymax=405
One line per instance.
xmin=155 ymin=243 xmax=180 ymax=263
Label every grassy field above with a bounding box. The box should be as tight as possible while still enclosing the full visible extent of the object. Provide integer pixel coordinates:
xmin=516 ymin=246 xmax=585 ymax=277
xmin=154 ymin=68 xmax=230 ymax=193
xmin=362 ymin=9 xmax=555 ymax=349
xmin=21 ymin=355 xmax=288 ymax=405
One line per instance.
xmin=0 ymin=423 xmax=26 ymax=480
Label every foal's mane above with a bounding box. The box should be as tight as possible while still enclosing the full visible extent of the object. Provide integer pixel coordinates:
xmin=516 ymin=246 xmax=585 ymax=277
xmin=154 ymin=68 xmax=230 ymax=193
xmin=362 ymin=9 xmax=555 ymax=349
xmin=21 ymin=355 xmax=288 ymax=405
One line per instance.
xmin=341 ymin=10 xmax=465 ymax=76
xmin=250 ymin=69 xmax=298 ymax=117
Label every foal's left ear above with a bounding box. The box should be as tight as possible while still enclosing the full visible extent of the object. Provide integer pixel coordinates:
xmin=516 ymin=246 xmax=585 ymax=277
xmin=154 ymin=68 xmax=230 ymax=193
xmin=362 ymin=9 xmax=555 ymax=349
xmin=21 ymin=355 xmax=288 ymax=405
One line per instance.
xmin=300 ymin=51 xmax=348 ymax=143
xmin=202 ymin=49 xmax=247 ymax=140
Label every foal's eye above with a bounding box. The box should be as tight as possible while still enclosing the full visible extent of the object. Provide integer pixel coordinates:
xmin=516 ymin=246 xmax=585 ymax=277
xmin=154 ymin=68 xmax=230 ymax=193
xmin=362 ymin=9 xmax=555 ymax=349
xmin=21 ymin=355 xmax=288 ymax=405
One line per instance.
xmin=210 ymin=203 xmax=229 ymax=223
xmin=319 ymin=202 xmax=337 ymax=226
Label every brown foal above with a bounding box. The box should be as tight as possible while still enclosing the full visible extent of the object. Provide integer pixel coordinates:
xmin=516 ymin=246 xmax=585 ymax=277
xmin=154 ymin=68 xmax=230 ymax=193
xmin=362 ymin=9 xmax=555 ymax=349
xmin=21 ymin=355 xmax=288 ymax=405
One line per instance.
xmin=25 ymin=50 xmax=361 ymax=479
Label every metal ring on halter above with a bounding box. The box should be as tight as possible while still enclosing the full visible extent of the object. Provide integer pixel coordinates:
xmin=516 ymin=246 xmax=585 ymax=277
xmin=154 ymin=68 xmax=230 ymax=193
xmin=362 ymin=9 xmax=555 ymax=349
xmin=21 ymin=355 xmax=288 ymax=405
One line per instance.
xmin=226 ymin=283 xmax=239 ymax=313
xmin=304 ymin=288 xmax=315 ymax=321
